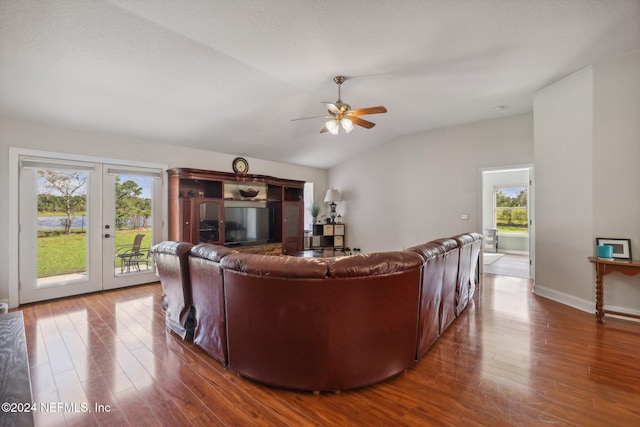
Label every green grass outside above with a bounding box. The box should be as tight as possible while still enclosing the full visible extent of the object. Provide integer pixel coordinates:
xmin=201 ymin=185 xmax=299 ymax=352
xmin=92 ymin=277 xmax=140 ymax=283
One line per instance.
xmin=38 ymin=229 xmax=152 ymax=278
xmin=497 ymin=225 xmax=528 ymax=233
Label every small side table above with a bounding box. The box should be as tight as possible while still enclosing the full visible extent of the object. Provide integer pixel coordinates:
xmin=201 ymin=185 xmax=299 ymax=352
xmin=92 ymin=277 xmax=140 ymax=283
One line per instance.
xmin=588 ymin=256 xmax=640 ymax=323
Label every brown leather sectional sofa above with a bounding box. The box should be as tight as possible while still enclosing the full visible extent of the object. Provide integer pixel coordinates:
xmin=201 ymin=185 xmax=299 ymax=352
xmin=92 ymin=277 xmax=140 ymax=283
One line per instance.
xmin=150 ymin=232 xmax=482 ymax=392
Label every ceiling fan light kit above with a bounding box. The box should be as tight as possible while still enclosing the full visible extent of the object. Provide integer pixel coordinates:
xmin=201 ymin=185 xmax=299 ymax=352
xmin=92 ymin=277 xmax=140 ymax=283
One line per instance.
xmin=325 ymin=117 xmax=354 ymax=135
xmin=294 ymin=75 xmax=387 ymax=135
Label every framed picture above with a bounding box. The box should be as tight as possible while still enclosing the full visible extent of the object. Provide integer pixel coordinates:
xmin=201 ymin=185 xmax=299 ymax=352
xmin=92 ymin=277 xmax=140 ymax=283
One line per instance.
xmin=596 ymin=238 xmax=632 ymax=260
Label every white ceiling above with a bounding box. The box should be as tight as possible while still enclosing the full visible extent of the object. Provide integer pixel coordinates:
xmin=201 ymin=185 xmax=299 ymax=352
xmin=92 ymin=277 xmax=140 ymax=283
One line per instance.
xmin=1 ymin=1 xmax=639 ymax=169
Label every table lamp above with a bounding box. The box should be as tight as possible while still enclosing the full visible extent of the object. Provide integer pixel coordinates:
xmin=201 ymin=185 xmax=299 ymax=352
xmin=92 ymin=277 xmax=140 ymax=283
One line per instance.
xmin=324 ymin=188 xmax=341 ymax=223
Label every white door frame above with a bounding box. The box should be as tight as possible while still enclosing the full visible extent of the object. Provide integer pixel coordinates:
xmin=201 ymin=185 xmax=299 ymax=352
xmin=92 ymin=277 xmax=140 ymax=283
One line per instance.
xmin=479 ymin=164 xmax=535 ymax=280
xmin=8 ymin=147 xmax=168 ymax=308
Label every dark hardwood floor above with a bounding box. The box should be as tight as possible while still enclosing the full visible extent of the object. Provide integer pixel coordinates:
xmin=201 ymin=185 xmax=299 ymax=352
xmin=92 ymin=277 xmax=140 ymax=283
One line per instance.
xmin=13 ymin=275 xmax=640 ymax=426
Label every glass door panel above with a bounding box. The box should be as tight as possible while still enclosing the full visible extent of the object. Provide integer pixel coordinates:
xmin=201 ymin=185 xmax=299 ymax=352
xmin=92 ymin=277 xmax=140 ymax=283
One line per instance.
xmin=198 ymin=200 xmax=222 ymax=244
xmin=19 ymin=159 xmax=102 ymax=303
xmin=102 ymin=166 xmax=163 ymax=290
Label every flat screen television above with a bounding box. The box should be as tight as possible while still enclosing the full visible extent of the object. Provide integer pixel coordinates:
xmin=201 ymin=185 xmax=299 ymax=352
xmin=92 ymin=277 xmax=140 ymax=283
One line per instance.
xmin=224 ymin=205 xmax=275 ymax=246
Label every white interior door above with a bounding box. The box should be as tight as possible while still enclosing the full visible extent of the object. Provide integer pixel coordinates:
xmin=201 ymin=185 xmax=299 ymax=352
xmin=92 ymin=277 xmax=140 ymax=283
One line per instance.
xmin=18 ymin=156 xmax=164 ymax=303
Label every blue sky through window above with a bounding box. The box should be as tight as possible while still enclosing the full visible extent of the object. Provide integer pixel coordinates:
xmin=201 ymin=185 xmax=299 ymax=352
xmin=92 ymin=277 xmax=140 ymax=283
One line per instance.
xmin=500 ymin=186 xmax=525 ymax=198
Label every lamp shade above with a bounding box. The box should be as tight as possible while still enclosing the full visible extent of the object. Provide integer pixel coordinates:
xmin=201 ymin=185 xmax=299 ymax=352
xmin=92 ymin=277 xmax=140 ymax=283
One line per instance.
xmin=324 ymin=188 xmax=341 ymax=202
xmin=341 ymin=118 xmax=354 ymax=133
xmin=325 ymin=120 xmax=339 ymax=135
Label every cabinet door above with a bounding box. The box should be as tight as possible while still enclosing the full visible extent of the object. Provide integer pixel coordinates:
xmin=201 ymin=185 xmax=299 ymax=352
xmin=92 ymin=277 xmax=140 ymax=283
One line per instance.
xmin=283 ymin=202 xmax=303 ymax=254
xmin=193 ymin=199 xmax=223 ymax=244
xmin=180 ymin=199 xmax=193 ymax=242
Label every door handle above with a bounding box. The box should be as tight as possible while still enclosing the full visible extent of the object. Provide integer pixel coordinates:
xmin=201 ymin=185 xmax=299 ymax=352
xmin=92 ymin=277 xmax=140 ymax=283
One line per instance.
xmin=104 ymin=234 xmax=111 ymax=238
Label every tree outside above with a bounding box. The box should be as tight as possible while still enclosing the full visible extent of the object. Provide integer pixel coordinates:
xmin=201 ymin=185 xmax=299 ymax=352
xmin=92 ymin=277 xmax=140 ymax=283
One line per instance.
xmin=37 ymin=170 xmax=152 ymax=277
xmin=115 ymin=176 xmax=152 ymax=230
xmin=495 ymin=187 xmax=528 ymax=233
xmin=38 ymin=170 xmax=87 ymax=235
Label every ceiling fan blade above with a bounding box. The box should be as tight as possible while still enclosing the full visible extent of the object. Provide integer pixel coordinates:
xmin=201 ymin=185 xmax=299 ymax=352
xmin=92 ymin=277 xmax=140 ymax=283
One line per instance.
xmin=292 ymin=114 xmax=331 ymax=121
xmin=351 ymin=116 xmax=376 ymax=129
xmin=321 ymin=102 xmax=340 ymax=114
xmin=350 ymin=106 xmax=387 ymax=116
xmin=320 ymin=126 xmax=329 ymax=133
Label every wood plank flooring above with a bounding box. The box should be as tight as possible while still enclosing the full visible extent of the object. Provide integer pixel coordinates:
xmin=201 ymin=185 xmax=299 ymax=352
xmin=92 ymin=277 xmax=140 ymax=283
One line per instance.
xmin=12 ymin=275 xmax=640 ymax=426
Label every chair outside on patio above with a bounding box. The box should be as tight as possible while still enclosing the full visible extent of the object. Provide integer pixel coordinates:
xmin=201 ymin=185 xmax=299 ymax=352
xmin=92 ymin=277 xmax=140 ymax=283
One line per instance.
xmin=116 ymin=234 xmax=151 ymax=273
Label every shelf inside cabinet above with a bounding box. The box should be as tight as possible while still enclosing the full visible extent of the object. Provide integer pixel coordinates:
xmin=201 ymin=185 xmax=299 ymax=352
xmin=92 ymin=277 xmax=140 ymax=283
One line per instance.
xmin=179 ymin=179 xmax=222 ymax=199
xmin=224 ymin=181 xmax=268 ymax=201
xmin=284 ymin=186 xmax=304 ymax=202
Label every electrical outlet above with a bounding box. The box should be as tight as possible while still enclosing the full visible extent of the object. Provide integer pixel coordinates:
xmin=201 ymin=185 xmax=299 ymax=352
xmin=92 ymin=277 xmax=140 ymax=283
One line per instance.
xmin=461 ymin=214 xmax=469 ymax=220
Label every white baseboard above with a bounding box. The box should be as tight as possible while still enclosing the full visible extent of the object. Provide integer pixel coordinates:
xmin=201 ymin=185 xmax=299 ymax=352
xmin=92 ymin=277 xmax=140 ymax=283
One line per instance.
xmin=604 ymin=304 xmax=640 ymax=319
xmin=533 ymin=284 xmax=593 ymax=314
xmin=533 ymin=284 xmax=640 ymax=320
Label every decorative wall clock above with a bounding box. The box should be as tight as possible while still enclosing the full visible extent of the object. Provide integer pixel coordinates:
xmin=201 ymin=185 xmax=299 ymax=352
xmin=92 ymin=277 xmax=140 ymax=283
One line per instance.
xmin=232 ymin=157 xmax=249 ymax=174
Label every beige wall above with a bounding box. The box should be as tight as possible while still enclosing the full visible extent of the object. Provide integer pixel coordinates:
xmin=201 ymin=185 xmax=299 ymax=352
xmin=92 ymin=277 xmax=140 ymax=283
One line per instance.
xmin=534 ymin=50 xmax=640 ymax=316
xmin=329 ymin=113 xmax=534 ymax=253
xmin=592 ymin=51 xmax=640 ymax=313
xmin=0 ymin=116 xmax=328 ymax=304
xmin=533 ymin=67 xmax=595 ymax=308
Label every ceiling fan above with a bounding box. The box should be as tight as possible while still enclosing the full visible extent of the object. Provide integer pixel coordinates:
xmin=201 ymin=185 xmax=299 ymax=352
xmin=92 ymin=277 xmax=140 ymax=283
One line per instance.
xmin=293 ymin=76 xmax=387 ymax=134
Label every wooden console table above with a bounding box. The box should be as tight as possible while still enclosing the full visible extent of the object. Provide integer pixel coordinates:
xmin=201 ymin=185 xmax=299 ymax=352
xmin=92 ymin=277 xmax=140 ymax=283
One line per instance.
xmin=588 ymin=256 xmax=640 ymax=323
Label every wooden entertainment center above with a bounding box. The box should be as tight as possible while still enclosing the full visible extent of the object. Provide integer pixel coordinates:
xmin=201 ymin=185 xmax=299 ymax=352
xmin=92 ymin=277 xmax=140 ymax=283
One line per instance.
xmin=168 ymin=168 xmax=305 ymax=254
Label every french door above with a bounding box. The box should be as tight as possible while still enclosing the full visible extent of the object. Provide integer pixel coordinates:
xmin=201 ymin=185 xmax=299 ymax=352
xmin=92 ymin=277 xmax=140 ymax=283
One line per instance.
xmin=18 ymin=157 xmax=163 ymax=304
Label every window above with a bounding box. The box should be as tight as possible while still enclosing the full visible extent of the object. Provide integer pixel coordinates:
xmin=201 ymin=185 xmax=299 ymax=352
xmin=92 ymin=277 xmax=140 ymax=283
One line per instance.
xmin=494 ymin=185 xmax=528 ymax=234
xmin=303 ymin=182 xmax=314 ymax=232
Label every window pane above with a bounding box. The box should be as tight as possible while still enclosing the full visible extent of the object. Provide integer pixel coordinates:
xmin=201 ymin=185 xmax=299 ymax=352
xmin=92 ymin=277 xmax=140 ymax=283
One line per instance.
xmin=495 ymin=186 xmax=528 ymax=233
xmin=113 ymin=174 xmax=153 ymax=275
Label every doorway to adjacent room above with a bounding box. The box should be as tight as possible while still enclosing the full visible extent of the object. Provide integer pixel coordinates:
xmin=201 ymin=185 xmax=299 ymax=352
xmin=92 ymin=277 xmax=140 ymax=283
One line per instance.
xmin=481 ymin=166 xmax=534 ymax=279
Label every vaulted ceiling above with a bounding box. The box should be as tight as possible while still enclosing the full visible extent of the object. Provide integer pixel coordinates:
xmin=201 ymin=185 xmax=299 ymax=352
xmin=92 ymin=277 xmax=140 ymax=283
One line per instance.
xmin=1 ymin=1 xmax=639 ymax=168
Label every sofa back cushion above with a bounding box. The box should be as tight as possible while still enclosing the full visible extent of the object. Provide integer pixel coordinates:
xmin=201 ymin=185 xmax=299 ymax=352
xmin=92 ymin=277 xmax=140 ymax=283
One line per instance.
xmin=430 ymin=238 xmax=460 ymax=333
xmin=453 ymin=233 xmax=474 ymax=315
xmin=406 ymin=241 xmax=447 ymax=358
xmin=327 ymin=251 xmax=423 ymax=278
xmin=190 ymin=242 xmax=237 ymax=263
xmin=220 ymin=253 xmax=328 ymax=278
xmin=150 ymin=241 xmax=194 ymax=339
xmin=188 ymin=243 xmax=236 ymax=365
xmin=405 ymin=242 xmax=443 ymax=262
xmin=468 ymin=232 xmax=483 ymax=299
